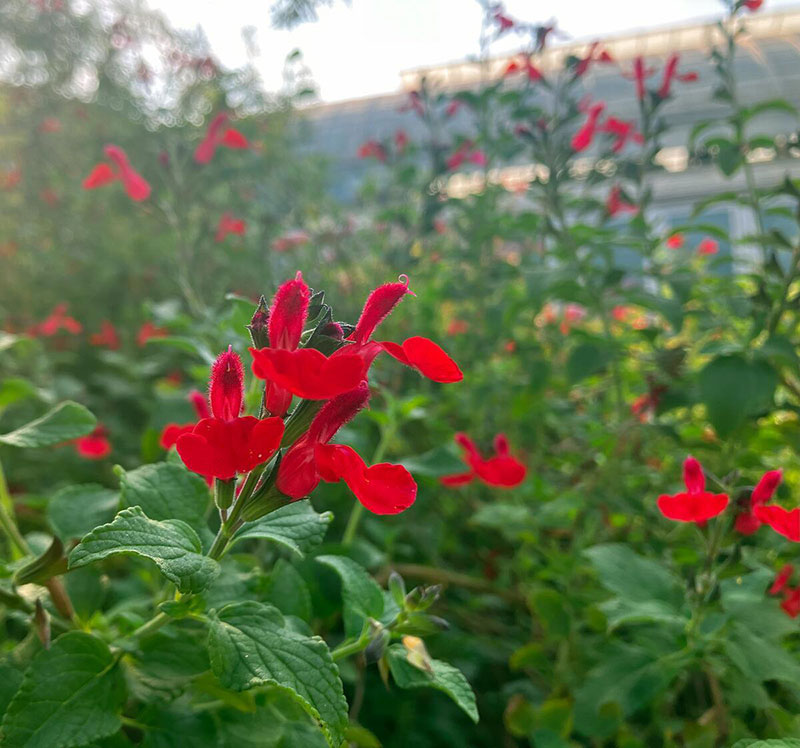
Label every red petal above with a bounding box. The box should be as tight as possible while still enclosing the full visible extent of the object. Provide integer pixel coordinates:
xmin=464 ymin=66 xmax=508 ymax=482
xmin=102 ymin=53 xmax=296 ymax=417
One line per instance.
xmin=176 ymin=419 xmax=237 ymax=480
xmin=209 ymin=347 xmax=244 ymax=421
xmin=83 ymin=163 xmax=116 ymax=189
xmin=734 ymin=511 xmax=761 ymax=536
xmin=682 ymin=456 xmax=705 ymax=494
xmin=189 ymin=390 xmax=211 ymax=420
xmin=194 ymin=137 xmax=216 ymax=164
xmin=752 ymin=469 xmax=782 ymax=505
xmin=754 ymin=504 xmax=800 ymax=542
xmin=250 ymin=347 xmax=366 ymax=400
xmin=474 ymin=455 xmax=527 ymax=488
xmin=269 ymin=272 xmax=310 ymax=350
xmin=440 ymin=471 xmax=476 ymax=487
xmin=222 ymin=128 xmax=249 ymax=149
xmin=350 ymin=279 xmax=412 ymax=344
xmin=381 ymin=336 xmax=463 ymax=383
xmin=657 ymin=491 xmax=729 ymax=523
xmin=121 ymin=170 xmax=151 ymax=201
xmin=243 ymin=417 xmax=284 ymax=471
xmin=160 ymin=423 xmax=193 ymax=449
xmin=277 ymin=437 xmax=320 ymax=499
xmin=770 ymin=564 xmax=794 ymax=596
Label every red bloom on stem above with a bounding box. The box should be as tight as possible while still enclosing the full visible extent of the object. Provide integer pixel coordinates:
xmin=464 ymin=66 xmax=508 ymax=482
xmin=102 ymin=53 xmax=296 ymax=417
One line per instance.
xmin=742 ymin=0 xmax=764 ymax=10
xmin=571 ymin=100 xmax=606 ymax=152
xmin=754 ymin=504 xmax=800 ymax=542
xmin=504 ymin=55 xmax=543 ymax=82
xmin=606 ymin=185 xmax=637 ymax=217
xmin=137 ymin=321 xmax=168 ymax=347
xmin=666 ymin=233 xmax=684 ymax=249
xmin=599 ymin=116 xmax=644 ymax=153
xmin=83 ymin=144 xmax=151 ymax=202
xmin=657 ymin=54 xmax=698 ymax=99
xmin=29 ymin=303 xmax=82 ymax=337
xmin=782 ymin=587 xmax=800 ymax=618
xmin=697 ymin=238 xmax=718 ymax=256
xmin=160 ymin=390 xmax=212 ymax=449
xmin=735 ymin=469 xmax=782 ymax=535
xmin=441 ymin=433 xmax=526 ymax=488
xmin=394 ymin=129 xmax=409 ymax=153
xmin=446 ymin=140 xmax=487 ymax=170
xmin=574 ymin=41 xmax=614 ymax=77
xmin=215 ymin=212 xmax=247 ymax=242
xmin=769 ymin=564 xmax=794 ymax=596
xmin=89 ymin=320 xmax=120 ymax=350
xmin=357 ymin=140 xmax=387 ymax=162
xmin=625 ymin=57 xmax=655 ymax=101
xmin=75 ymin=425 xmax=111 ymax=460
xmin=194 ymin=113 xmax=249 ymax=164
xmin=176 ymin=349 xmax=284 ymax=481
xmin=657 ymin=456 xmax=729 ymax=523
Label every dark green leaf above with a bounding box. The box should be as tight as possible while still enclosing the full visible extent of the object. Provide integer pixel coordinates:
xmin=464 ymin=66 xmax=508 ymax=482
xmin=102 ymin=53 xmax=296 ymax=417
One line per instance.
xmin=0 ymin=402 xmax=96 ymax=448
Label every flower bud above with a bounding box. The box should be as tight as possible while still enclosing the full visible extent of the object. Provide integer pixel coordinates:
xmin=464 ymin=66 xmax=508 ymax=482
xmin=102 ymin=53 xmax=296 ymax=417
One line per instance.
xmin=247 ymin=296 xmax=270 ymax=349
xmin=209 ymin=347 xmax=244 ymax=421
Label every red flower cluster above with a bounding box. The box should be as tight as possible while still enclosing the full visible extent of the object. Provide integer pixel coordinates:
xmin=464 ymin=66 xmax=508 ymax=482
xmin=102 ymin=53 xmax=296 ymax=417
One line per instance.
xmin=573 ymin=41 xmax=614 ymax=78
xmin=625 ymin=54 xmax=697 ymax=101
xmin=27 ymin=303 xmax=82 ymax=337
xmin=657 ymin=456 xmax=729 ymax=523
xmin=503 ymin=55 xmax=543 ymax=82
xmin=89 ymin=320 xmax=121 ymax=350
xmin=215 ymin=213 xmax=247 ymax=242
xmin=194 ymin=113 xmax=249 ymax=164
xmin=357 ymin=140 xmax=387 ymax=162
xmin=572 ymin=100 xmax=643 ymax=154
xmin=768 ymin=564 xmax=800 ymax=618
xmin=160 ymin=390 xmax=212 ymax=449
xmin=735 ymin=469 xmax=782 ymax=534
xmin=83 ymin=145 xmax=151 ymax=202
xmin=441 ymin=433 xmax=526 ymax=489
xmin=446 ymin=141 xmax=487 ymax=171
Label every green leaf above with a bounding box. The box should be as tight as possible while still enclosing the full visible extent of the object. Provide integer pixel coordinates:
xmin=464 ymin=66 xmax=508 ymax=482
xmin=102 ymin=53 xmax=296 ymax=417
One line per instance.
xmin=207 ymin=601 xmax=348 ymax=748
xmin=386 ymin=644 xmax=478 ymax=723
xmin=266 ymin=559 xmax=312 ymax=620
xmin=0 ymin=378 xmax=40 ymax=409
xmin=566 ymin=342 xmax=611 ymax=383
xmin=583 ymin=544 xmax=683 ymax=608
xmin=232 ymin=501 xmax=332 ymax=557
xmin=698 ymin=355 xmax=778 ymax=438
xmin=471 ymin=503 xmax=532 ymax=533
xmin=68 ymin=507 xmax=219 ymax=594
xmin=47 ymin=485 xmax=119 ymax=541
xmin=118 ymin=463 xmax=210 ymax=539
xmin=731 ymin=741 xmax=800 ymax=748
xmin=0 ymin=632 xmax=125 ymax=748
xmin=0 ymin=402 xmax=96 ymax=448
xmin=316 ymin=555 xmax=384 ymax=637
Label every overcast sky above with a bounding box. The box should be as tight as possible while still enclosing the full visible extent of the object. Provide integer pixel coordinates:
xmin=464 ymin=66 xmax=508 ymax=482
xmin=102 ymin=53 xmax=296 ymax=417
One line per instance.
xmin=148 ymin=0 xmax=800 ymax=102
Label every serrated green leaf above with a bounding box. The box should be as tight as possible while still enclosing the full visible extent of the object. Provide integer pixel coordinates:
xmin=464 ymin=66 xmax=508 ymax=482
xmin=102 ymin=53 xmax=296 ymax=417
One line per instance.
xmin=68 ymin=507 xmax=219 ymax=594
xmin=386 ymin=644 xmax=478 ymax=723
xmin=0 ymin=402 xmax=96 ymax=448
xmin=118 ymin=462 xmax=210 ymax=538
xmin=207 ymin=601 xmax=348 ymax=748
xmin=0 ymin=632 xmax=125 ymax=748
xmin=316 ymin=555 xmax=384 ymax=638
xmin=232 ymin=500 xmax=332 ymax=557
xmin=47 ymin=484 xmax=119 ymax=541
xmin=266 ymin=558 xmax=312 ymax=620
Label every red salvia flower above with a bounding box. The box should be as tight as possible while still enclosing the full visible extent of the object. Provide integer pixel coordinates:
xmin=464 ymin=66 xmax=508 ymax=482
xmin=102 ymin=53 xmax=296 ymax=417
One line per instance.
xmin=215 ymin=212 xmax=247 ymax=242
xmin=74 ymin=425 xmax=111 ymax=460
xmin=160 ymin=390 xmax=212 ymax=449
xmin=357 ymin=140 xmax=387 ymax=162
xmin=83 ymin=144 xmax=151 ymax=202
xmin=742 ymin=0 xmax=764 ymax=10
xmin=754 ymin=504 xmax=800 ymax=542
xmin=606 ymin=185 xmax=637 ymax=217
xmin=769 ymin=564 xmax=794 ymax=596
xmin=446 ymin=140 xmax=487 ymax=170
xmin=599 ymin=116 xmax=644 ymax=153
xmin=657 ymin=456 xmax=729 ymax=523
xmin=657 ymin=54 xmax=698 ymax=99
xmin=379 ymin=337 xmax=464 ymax=383
xmin=441 ymin=432 xmax=527 ymax=488
xmin=176 ymin=349 xmax=283 ymax=481
xmin=625 ymin=57 xmax=655 ymax=101
xmin=504 ymin=55 xmax=543 ymax=82
xmin=136 ymin=321 xmax=168 ymax=347
xmin=571 ymin=101 xmax=606 ymax=152
xmin=89 ymin=320 xmax=120 ymax=350
xmin=698 ymin=238 xmax=719 ymax=256
xmin=666 ymin=233 xmax=684 ymax=249
xmin=782 ymin=587 xmax=800 ymax=618
xmin=194 ymin=112 xmax=249 ymax=164
xmin=574 ymin=41 xmax=614 ymax=77
xmin=735 ymin=468 xmax=782 ymax=535
xmin=29 ymin=303 xmax=82 ymax=337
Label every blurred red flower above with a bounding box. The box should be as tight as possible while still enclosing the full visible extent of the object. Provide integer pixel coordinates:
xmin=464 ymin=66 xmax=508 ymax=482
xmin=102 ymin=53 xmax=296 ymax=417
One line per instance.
xmin=83 ymin=144 xmax=151 ymax=202
xmin=442 ymin=433 xmax=527 ymax=489
xmin=657 ymin=456 xmax=729 ymax=523
xmin=194 ymin=113 xmax=249 ymax=164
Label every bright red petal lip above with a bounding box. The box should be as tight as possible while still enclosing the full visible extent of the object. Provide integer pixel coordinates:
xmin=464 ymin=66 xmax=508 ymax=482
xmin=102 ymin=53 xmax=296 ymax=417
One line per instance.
xmin=657 ymin=491 xmax=729 ymax=523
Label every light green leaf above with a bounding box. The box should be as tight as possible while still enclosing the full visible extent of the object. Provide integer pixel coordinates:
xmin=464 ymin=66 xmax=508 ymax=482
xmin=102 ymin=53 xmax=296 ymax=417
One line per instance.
xmin=386 ymin=644 xmax=478 ymax=723
xmin=68 ymin=507 xmax=219 ymax=594
xmin=232 ymin=500 xmax=332 ymax=557
xmin=47 ymin=485 xmax=119 ymax=541
xmin=0 ymin=631 xmax=125 ymax=748
xmin=316 ymin=555 xmax=384 ymax=638
xmin=207 ymin=601 xmax=348 ymax=748
xmin=118 ymin=462 xmax=210 ymax=538
xmin=0 ymin=378 xmax=40 ymax=409
xmin=0 ymin=402 xmax=96 ymax=448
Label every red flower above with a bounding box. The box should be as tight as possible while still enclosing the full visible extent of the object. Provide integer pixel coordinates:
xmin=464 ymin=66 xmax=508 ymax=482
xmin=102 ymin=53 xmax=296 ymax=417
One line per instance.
xmin=194 ymin=113 xmax=249 ymax=164
xmin=559 ymin=303 xmax=586 ymax=335
xmin=357 ymin=140 xmax=387 ymax=162
xmin=625 ymin=57 xmax=655 ymax=101
xmin=215 ymin=212 xmax=247 ymax=242
xmin=75 ymin=426 xmax=111 ymax=460
xmin=782 ymin=587 xmax=800 ymax=618
xmin=29 ymin=304 xmax=82 ymax=337
xmin=735 ymin=469 xmax=782 ymax=535
xmin=606 ymin=185 xmax=637 ymax=217
xmin=504 ymin=55 xmax=543 ymax=82
xmin=657 ymin=456 xmax=729 ymax=523
xmin=599 ymin=116 xmax=644 ymax=153
xmin=754 ymin=504 xmax=800 ymax=542
xmin=83 ymin=144 xmax=151 ymax=202
xmin=769 ymin=564 xmax=794 ymax=596
xmin=574 ymin=41 xmax=614 ymax=77
xmin=666 ymin=233 xmax=684 ymax=249
xmin=176 ymin=349 xmax=283 ymax=481
xmin=89 ymin=320 xmax=120 ymax=350
xmin=742 ymin=0 xmax=764 ymax=10
xmin=697 ymin=238 xmax=718 ymax=256
xmin=657 ymin=54 xmax=698 ymax=99
xmin=380 ymin=337 xmax=463 ymax=383
xmin=394 ymin=129 xmax=409 ymax=153
xmin=445 ymin=100 xmax=461 ymax=118
xmin=441 ymin=433 xmax=526 ymax=489
xmin=160 ymin=390 xmax=212 ymax=449
xmin=137 ymin=321 xmax=168 ymax=347
xmin=571 ymin=101 xmax=606 ymax=152
xmin=271 ymin=230 xmax=310 ymax=252
xmin=491 ymin=6 xmax=514 ymax=33
xmin=446 ymin=140 xmax=487 ymax=170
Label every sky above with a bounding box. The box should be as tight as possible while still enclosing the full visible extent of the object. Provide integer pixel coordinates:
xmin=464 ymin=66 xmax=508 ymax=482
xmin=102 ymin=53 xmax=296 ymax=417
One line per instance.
xmin=148 ymin=0 xmax=800 ymax=102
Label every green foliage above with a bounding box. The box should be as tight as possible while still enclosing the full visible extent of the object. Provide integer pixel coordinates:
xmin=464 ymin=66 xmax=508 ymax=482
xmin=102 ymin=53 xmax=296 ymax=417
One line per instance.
xmin=0 ymin=402 xmax=95 ymax=448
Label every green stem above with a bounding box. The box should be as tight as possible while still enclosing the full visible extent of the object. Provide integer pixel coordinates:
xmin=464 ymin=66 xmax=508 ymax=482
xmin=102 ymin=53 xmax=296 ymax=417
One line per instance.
xmin=331 ymin=630 xmax=371 ymax=661
xmin=129 ymin=611 xmax=171 ymax=640
xmin=0 ymin=458 xmax=30 ymax=559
